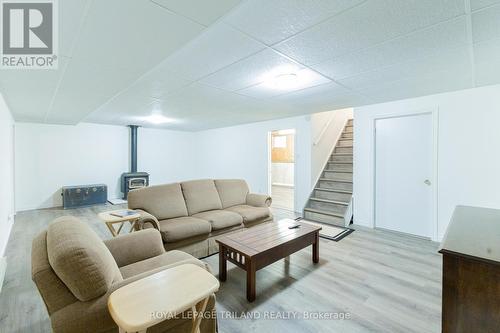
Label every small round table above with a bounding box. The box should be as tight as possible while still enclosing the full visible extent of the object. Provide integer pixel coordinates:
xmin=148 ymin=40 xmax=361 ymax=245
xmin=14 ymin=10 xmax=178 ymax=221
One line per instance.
xmin=98 ymin=210 xmax=141 ymax=237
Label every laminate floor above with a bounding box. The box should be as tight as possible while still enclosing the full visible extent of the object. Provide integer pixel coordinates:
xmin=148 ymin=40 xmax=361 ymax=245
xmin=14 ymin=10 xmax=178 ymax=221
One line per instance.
xmin=271 ymin=186 xmax=294 ymax=211
xmin=0 ymin=205 xmax=442 ymax=333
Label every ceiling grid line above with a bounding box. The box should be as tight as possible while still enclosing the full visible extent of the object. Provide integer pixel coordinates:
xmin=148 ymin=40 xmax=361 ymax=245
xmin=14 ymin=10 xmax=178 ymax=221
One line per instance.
xmin=464 ymin=0 xmax=477 ymax=87
xmin=43 ymin=0 xmax=95 ymax=123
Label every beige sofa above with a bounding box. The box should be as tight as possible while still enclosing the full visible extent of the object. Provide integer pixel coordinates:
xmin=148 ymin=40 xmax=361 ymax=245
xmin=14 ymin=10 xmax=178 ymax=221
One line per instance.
xmin=32 ymin=216 xmax=217 ymax=333
xmin=128 ymin=179 xmax=273 ymax=258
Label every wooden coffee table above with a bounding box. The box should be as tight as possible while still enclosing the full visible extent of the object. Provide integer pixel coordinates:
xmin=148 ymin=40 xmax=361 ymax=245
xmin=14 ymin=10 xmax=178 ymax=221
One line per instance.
xmin=216 ymin=218 xmax=321 ymax=302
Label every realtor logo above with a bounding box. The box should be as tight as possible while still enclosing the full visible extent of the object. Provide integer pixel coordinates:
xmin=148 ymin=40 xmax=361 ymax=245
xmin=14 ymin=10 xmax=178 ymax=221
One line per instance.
xmin=1 ymin=0 xmax=58 ymax=69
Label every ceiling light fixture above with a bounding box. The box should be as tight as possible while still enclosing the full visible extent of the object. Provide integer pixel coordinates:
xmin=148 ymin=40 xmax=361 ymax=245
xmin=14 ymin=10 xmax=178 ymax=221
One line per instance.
xmin=270 ymin=73 xmax=298 ymax=90
xmin=143 ymin=113 xmax=172 ymax=124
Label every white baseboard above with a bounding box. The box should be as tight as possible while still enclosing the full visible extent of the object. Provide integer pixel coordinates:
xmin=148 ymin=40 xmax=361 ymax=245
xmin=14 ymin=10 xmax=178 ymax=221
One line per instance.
xmin=0 ymin=256 xmax=6 ymax=294
xmin=271 ymin=183 xmax=294 ymax=188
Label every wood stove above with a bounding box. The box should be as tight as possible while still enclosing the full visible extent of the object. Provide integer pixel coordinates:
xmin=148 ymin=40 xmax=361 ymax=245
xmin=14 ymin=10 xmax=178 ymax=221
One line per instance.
xmin=121 ymin=125 xmax=149 ymax=199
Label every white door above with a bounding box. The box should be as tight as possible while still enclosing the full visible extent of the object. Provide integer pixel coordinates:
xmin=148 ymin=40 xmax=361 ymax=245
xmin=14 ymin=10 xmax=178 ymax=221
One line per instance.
xmin=375 ymin=113 xmax=433 ymax=238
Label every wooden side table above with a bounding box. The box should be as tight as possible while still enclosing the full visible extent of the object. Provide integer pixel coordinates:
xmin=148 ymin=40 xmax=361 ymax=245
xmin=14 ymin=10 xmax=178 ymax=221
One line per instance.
xmin=108 ymin=264 xmax=219 ymax=333
xmin=98 ymin=210 xmax=141 ymax=237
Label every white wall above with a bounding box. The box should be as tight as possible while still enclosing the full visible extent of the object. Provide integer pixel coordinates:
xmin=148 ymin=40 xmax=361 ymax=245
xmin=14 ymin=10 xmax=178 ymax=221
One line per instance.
xmin=195 ymin=115 xmax=312 ymax=213
xmin=353 ymin=84 xmax=500 ymax=241
xmin=138 ymin=128 xmax=197 ymax=185
xmin=311 ymin=108 xmax=353 ymax=185
xmin=15 ymin=123 xmax=197 ymax=211
xmin=0 ymin=94 xmax=15 ymax=256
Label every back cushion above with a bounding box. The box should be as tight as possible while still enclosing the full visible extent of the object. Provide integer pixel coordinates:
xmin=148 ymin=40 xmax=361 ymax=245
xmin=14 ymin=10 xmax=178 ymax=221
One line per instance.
xmin=47 ymin=216 xmax=123 ymax=302
xmin=128 ymin=183 xmax=188 ymax=220
xmin=215 ymin=179 xmax=249 ymax=208
xmin=181 ymin=179 xmax=223 ymax=215
xmin=32 ymin=230 xmax=78 ymax=314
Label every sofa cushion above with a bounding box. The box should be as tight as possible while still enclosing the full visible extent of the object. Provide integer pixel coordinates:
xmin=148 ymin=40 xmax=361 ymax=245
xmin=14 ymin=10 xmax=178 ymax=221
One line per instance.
xmin=128 ymin=183 xmax=188 ymax=220
xmin=119 ymin=250 xmax=208 ymax=279
xmin=215 ymin=179 xmax=249 ymax=208
xmin=226 ymin=205 xmax=271 ymax=223
xmin=159 ymin=217 xmax=211 ymax=243
xmin=193 ymin=210 xmax=243 ymax=230
xmin=181 ymin=179 xmax=223 ymax=215
xmin=46 ymin=217 xmax=123 ymax=302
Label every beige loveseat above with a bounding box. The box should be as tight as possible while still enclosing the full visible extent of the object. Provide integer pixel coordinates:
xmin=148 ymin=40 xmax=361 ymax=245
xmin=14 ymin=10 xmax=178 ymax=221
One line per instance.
xmin=128 ymin=179 xmax=273 ymax=258
xmin=32 ymin=216 xmax=217 ymax=333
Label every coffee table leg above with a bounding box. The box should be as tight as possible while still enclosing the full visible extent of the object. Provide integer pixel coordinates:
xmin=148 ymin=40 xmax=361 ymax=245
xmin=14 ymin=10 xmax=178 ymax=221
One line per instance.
xmin=219 ymin=246 xmax=227 ymax=282
xmin=313 ymin=231 xmax=319 ymax=263
xmin=246 ymin=259 xmax=256 ymax=302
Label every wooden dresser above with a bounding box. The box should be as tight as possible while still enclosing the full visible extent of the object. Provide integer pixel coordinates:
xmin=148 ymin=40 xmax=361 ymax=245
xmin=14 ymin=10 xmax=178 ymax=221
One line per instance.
xmin=439 ymin=206 xmax=500 ymax=333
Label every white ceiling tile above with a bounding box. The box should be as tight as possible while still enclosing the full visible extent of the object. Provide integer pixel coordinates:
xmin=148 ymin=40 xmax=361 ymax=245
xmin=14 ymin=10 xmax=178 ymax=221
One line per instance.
xmin=472 ymin=4 xmax=500 ymax=42
xmin=160 ymin=24 xmax=266 ymax=81
xmin=68 ymin=0 xmax=204 ymax=71
xmin=200 ymin=49 xmax=300 ymax=91
xmin=153 ymin=83 xmax=269 ymax=118
xmin=223 ymin=0 xmax=366 ymax=45
xmin=0 ymin=57 xmax=69 ymax=122
xmin=338 ymin=46 xmax=471 ymax=90
xmin=358 ymin=68 xmax=473 ymax=103
xmin=312 ymin=17 xmax=468 ymax=80
xmin=60 ymin=0 xmax=90 ymax=57
xmin=274 ymin=0 xmax=466 ymax=65
xmin=470 ymin=0 xmax=500 ymax=11
xmin=271 ymin=81 xmax=372 ymax=112
xmin=46 ymin=0 xmax=205 ymax=124
xmin=236 ymin=68 xmax=330 ymax=98
xmin=151 ymin=0 xmax=241 ymax=25
xmin=474 ymin=37 xmax=500 ymax=86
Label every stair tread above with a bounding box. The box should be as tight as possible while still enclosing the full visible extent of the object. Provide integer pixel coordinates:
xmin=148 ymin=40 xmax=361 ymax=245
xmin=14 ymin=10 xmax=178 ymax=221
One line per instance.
xmin=310 ymin=197 xmax=349 ymax=205
xmin=319 ymin=178 xmax=352 ymax=183
xmin=315 ymin=187 xmax=352 ymax=194
xmin=328 ymin=161 xmax=353 ymax=164
xmin=336 ymin=145 xmax=353 ymax=148
xmin=304 ymin=208 xmax=344 ymax=218
xmin=324 ymin=170 xmax=352 ymax=174
xmin=331 ymin=153 xmax=353 ymax=156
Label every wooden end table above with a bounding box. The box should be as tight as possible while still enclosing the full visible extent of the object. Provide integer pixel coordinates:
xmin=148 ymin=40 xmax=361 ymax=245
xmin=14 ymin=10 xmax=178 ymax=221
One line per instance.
xmin=216 ymin=218 xmax=321 ymax=302
xmin=108 ymin=263 xmax=219 ymax=333
xmin=98 ymin=210 xmax=141 ymax=237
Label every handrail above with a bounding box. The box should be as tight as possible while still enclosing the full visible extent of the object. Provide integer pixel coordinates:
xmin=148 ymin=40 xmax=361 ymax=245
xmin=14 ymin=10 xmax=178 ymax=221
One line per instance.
xmin=313 ymin=113 xmax=336 ymax=146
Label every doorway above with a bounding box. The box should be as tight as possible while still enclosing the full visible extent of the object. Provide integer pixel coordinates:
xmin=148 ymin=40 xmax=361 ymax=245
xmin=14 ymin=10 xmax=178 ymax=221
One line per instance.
xmin=269 ymin=129 xmax=295 ymax=211
xmin=374 ymin=113 xmax=434 ymax=238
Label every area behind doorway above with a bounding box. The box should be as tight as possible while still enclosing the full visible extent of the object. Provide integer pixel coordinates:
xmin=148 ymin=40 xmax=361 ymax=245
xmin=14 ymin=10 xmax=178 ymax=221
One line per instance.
xmin=269 ymin=129 xmax=295 ymax=211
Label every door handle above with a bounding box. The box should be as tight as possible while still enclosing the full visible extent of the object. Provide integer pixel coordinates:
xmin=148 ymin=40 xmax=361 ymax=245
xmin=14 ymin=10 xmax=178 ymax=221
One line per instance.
xmin=424 ymin=179 xmax=431 ymax=186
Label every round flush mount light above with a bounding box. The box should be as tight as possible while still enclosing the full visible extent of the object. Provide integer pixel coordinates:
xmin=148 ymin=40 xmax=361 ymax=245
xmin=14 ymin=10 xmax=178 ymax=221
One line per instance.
xmin=143 ymin=113 xmax=173 ymax=124
xmin=271 ymin=73 xmax=299 ymax=90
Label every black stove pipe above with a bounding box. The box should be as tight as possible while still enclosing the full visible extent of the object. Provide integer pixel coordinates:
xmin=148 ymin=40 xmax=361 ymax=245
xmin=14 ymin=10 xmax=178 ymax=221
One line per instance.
xmin=129 ymin=125 xmax=138 ymax=173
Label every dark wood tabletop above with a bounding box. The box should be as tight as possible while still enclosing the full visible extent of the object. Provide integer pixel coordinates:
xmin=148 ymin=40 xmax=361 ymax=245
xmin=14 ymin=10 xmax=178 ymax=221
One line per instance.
xmin=216 ymin=219 xmax=322 ymax=301
xmin=216 ymin=218 xmax=321 ymax=256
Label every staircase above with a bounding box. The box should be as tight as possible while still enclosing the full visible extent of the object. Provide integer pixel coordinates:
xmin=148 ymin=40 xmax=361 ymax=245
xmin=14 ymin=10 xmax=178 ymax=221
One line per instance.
xmin=304 ymin=119 xmax=353 ymax=227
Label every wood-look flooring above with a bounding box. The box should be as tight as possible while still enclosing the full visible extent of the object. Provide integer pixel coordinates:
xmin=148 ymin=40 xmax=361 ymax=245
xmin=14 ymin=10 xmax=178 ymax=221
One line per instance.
xmin=0 ymin=205 xmax=442 ymax=333
xmin=271 ymin=186 xmax=294 ymax=211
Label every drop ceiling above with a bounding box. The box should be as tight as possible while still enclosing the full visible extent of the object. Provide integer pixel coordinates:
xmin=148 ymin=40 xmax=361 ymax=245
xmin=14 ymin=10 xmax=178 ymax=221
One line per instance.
xmin=1 ymin=0 xmax=500 ymax=131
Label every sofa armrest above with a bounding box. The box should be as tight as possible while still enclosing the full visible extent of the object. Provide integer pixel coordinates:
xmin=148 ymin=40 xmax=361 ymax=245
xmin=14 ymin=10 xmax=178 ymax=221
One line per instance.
xmin=134 ymin=209 xmax=160 ymax=231
xmin=104 ymin=229 xmax=165 ymax=267
xmin=246 ymin=193 xmax=272 ymax=207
